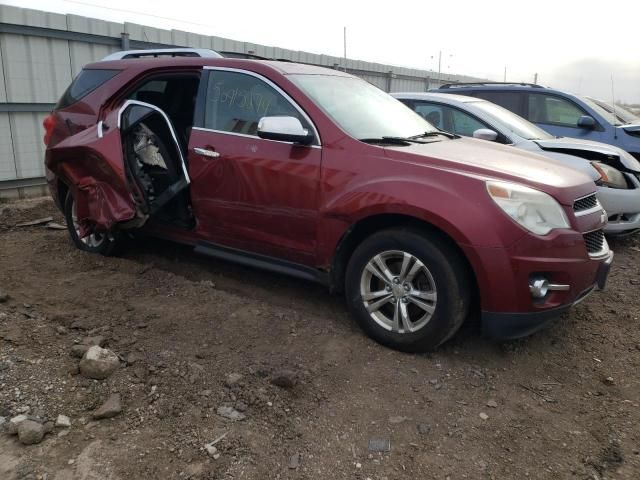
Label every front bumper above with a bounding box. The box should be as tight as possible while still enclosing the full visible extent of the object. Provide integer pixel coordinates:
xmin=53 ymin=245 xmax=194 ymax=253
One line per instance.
xmin=481 ymin=250 xmax=613 ymax=340
xmin=597 ymin=175 xmax=640 ymax=234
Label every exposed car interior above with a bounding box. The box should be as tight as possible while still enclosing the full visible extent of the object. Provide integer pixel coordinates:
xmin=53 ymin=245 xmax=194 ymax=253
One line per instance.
xmin=120 ymin=103 xmax=193 ymax=229
xmin=118 ymin=73 xmax=200 ymax=228
xmin=128 ymin=73 xmax=200 ymax=153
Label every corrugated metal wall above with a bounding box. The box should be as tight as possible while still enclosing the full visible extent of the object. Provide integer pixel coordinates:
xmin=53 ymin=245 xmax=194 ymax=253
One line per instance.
xmin=0 ymin=4 xmax=484 ymax=197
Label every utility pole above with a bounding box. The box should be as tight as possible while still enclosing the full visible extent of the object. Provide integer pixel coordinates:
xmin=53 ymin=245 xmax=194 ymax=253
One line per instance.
xmin=503 ymin=65 xmax=507 ymax=82
xmin=533 ymin=72 xmax=538 ymax=84
xmin=343 ymin=27 xmax=347 ymax=72
xmin=431 ymin=51 xmax=452 ymax=85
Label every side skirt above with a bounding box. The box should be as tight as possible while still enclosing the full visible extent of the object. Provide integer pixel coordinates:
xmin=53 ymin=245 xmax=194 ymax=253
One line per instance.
xmin=194 ymin=241 xmax=329 ymax=286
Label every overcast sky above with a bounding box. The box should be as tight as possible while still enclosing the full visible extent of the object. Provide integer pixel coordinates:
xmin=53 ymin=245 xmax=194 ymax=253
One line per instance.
xmin=10 ymin=0 xmax=640 ymax=103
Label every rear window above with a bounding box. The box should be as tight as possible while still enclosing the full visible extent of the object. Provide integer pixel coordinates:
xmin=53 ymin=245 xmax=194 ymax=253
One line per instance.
xmin=56 ymin=69 xmax=120 ymax=109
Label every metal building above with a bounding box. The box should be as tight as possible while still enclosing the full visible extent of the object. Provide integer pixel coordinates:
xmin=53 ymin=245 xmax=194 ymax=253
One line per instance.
xmin=0 ymin=5 xmax=484 ymax=199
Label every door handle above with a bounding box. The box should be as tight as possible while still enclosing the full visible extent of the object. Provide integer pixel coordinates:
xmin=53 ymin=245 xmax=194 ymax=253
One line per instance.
xmin=193 ymin=147 xmax=220 ymax=159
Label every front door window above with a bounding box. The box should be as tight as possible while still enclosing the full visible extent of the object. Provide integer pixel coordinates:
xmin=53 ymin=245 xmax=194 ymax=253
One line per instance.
xmin=203 ymin=70 xmax=311 ymax=137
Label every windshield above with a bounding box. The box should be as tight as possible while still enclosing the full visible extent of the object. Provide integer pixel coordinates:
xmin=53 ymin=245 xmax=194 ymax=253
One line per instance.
xmin=289 ymin=75 xmax=438 ymax=140
xmin=587 ymin=97 xmax=640 ymax=125
xmin=471 ymin=100 xmax=554 ymax=140
xmin=580 ymin=96 xmax=621 ymax=126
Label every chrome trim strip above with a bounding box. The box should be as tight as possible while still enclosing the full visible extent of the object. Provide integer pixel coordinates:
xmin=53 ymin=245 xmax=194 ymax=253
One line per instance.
xmin=117 ymin=99 xmax=191 ymax=185
xmin=547 ymin=283 xmax=570 ymax=291
xmin=202 ymin=66 xmax=321 ymax=146
xmin=191 ymin=126 xmax=322 ymax=149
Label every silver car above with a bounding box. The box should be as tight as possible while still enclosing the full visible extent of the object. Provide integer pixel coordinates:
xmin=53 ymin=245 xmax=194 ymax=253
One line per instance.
xmin=393 ymin=92 xmax=640 ymax=235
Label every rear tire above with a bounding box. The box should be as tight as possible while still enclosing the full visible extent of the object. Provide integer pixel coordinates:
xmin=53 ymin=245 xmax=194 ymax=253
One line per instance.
xmin=64 ymin=191 xmax=123 ymax=256
xmin=345 ymin=228 xmax=470 ymax=352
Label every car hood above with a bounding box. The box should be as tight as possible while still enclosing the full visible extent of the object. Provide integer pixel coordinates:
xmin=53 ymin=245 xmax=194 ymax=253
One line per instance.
xmin=384 ymin=137 xmax=595 ymax=205
xmin=515 ymin=140 xmax=601 ymax=181
xmin=534 ymin=137 xmax=640 ymax=172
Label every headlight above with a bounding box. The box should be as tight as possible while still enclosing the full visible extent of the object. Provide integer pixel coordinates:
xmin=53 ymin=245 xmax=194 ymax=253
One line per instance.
xmin=591 ymin=162 xmax=628 ymax=189
xmin=486 ymin=181 xmax=570 ymax=235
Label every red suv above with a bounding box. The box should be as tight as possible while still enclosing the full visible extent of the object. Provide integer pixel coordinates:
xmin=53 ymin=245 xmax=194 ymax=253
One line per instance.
xmin=44 ymin=49 xmax=613 ymax=352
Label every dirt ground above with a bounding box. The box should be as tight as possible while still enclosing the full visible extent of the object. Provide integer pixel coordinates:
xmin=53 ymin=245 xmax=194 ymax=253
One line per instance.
xmin=0 ymin=197 xmax=639 ymax=480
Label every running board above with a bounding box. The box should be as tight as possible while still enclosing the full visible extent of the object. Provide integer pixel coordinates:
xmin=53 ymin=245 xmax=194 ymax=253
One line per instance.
xmin=194 ymin=242 xmax=329 ymax=285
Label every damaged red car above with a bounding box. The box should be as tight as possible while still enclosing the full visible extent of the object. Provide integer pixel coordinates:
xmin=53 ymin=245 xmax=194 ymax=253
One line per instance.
xmin=44 ymin=49 xmax=613 ymax=352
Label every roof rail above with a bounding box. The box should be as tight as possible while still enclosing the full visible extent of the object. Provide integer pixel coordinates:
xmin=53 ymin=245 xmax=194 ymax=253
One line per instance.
xmin=438 ymin=81 xmax=545 ymax=89
xmin=219 ymin=51 xmax=269 ymax=60
xmin=102 ymin=48 xmax=223 ymax=61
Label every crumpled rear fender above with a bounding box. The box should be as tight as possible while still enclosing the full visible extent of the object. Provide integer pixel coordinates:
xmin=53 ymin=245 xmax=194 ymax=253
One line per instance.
xmin=46 ymin=124 xmax=136 ymax=233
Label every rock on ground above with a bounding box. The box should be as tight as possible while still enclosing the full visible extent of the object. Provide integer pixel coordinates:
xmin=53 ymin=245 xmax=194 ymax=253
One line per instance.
xmin=92 ymin=394 xmax=122 ymax=420
xmin=289 ymin=453 xmax=301 ymax=469
xmin=18 ymin=420 xmax=45 ymax=445
xmin=82 ymin=335 xmax=106 ymax=347
xmin=56 ymin=414 xmax=71 ymax=428
xmin=70 ymin=344 xmax=90 ymax=358
xmin=225 ymin=372 xmax=243 ymax=387
xmin=217 ymin=406 xmax=246 ymax=421
xmin=6 ymin=414 xmax=28 ymax=435
xmin=79 ymin=346 xmax=120 ymax=379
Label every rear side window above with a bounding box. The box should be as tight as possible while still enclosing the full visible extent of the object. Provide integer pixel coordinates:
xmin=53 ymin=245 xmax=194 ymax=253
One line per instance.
xmin=471 ymin=91 xmax=526 ymax=116
xmin=56 ymin=69 xmax=120 ymax=109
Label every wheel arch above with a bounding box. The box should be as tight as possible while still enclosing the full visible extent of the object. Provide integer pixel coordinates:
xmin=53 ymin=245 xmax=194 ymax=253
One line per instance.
xmin=329 ymin=213 xmax=479 ymax=303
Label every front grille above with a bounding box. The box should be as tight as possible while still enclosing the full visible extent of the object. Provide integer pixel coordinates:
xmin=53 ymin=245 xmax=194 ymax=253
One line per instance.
xmin=583 ymin=229 xmax=605 ymax=255
xmin=573 ymin=193 xmax=599 ymax=213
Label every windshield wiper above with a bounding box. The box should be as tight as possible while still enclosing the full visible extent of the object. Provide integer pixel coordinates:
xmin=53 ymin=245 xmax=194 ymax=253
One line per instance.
xmin=359 ymin=136 xmax=414 ymax=145
xmin=409 ymin=130 xmax=458 ymax=140
xmin=360 ymin=132 xmax=456 ymax=145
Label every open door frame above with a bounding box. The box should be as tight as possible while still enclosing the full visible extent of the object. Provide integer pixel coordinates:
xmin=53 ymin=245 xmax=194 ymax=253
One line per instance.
xmin=47 ymin=100 xmax=191 ymax=237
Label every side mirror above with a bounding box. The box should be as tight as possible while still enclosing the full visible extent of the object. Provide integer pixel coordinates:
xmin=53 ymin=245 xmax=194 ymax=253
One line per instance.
xmin=577 ymin=115 xmax=596 ymax=129
xmin=473 ymin=128 xmax=498 ymax=141
xmin=257 ymin=116 xmax=314 ymax=145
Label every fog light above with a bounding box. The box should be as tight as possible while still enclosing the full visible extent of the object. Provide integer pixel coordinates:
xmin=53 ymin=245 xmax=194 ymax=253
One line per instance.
xmin=529 ymin=278 xmax=549 ymax=298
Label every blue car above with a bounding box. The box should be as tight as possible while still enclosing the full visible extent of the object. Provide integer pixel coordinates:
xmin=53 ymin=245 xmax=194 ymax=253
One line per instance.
xmin=432 ymin=82 xmax=640 ymax=160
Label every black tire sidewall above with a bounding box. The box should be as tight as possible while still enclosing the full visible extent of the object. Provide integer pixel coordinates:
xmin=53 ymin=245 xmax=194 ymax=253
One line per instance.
xmin=345 ymin=229 xmax=469 ymax=352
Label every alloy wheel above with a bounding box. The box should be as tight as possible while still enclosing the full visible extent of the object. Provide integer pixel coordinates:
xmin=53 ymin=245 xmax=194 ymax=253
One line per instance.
xmin=360 ymin=250 xmax=438 ymax=334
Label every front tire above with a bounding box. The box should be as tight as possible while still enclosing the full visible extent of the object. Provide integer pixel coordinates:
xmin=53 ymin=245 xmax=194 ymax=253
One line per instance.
xmin=345 ymin=228 xmax=471 ymax=352
xmin=64 ymin=192 xmax=122 ymax=256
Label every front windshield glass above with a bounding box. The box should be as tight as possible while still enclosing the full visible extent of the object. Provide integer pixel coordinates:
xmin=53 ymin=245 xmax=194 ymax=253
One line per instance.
xmin=289 ymin=75 xmax=438 ymax=140
xmin=471 ymin=100 xmax=554 ymax=140
xmin=587 ymin=97 xmax=640 ymax=125
xmin=580 ymin=96 xmax=620 ymax=126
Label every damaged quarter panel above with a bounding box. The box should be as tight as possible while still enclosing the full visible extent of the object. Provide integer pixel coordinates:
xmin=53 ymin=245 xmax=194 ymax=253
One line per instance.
xmin=45 ymin=120 xmax=136 ymax=234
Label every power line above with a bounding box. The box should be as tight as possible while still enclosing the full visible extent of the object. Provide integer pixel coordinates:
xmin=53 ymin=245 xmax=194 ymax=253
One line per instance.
xmin=62 ymin=0 xmax=217 ymax=31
